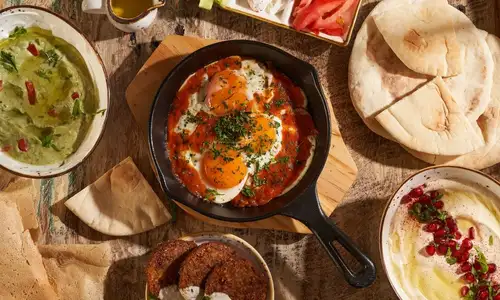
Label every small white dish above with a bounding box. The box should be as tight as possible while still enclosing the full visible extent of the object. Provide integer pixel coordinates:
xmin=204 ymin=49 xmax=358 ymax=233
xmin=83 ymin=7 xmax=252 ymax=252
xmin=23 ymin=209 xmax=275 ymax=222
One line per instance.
xmin=145 ymin=232 xmax=275 ymax=300
xmin=0 ymin=6 xmax=109 ymax=178
xmin=380 ymin=166 xmax=500 ymax=300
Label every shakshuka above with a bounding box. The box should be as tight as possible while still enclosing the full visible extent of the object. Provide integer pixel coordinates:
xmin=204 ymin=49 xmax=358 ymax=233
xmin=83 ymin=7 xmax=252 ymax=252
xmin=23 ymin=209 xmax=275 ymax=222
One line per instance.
xmin=166 ymin=56 xmax=318 ymax=207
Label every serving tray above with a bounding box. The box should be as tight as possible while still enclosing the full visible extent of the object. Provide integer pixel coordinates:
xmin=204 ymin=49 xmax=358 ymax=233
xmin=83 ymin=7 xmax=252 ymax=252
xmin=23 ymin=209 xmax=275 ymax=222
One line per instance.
xmin=125 ymin=35 xmax=358 ymax=234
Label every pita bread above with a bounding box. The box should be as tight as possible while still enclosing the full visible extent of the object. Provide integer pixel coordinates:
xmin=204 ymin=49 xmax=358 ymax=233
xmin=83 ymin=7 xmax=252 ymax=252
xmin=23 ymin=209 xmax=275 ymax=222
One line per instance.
xmin=0 ymin=178 xmax=39 ymax=239
xmin=65 ymin=157 xmax=171 ymax=236
xmin=373 ymin=2 xmax=463 ymax=77
xmin=376 ymin=77 xmax=485 ymax=156
xmin=405 ymin=34 xmax=500 ymax=169
xmin=0 ymin=201 xmax=59 ymax=300
xmin=38 ymin=243 xmax=112 ymax=300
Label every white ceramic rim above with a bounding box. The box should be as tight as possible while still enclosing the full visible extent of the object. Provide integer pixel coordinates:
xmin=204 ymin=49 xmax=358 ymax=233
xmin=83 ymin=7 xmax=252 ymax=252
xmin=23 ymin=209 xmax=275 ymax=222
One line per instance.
xmin=145 ymin=232 xmax=275 ymax=300
xmin=379 ymin=166 xmax=500 ymax=300
xmin=0 ymin=5 xmax=109 ymax=178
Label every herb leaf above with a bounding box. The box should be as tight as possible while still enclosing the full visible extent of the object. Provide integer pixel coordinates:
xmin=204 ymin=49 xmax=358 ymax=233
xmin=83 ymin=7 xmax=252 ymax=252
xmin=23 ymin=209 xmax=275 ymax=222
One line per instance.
xmin=41 ymin=134 xmax=53 ymax=148
xmin=242 ymin=186 xmax=255 ymax=197
xmin=204 ymin=188 xmax=223 ymax=201
xmin=9 ymin=26 xmax=27 ymax=38
xmin=40 ymin=49 xmax=60 ymax=67
xmin=0 ymin=51 xmax=17 ymax=72
xmin=475 ymin=247 xmax=489 ymax=273
xmin=72 ymin=99 xmax=84 ymax=117
xmin=35 ymin=69 xmax=51 ymax=81
xmin=489 ymin=235 xmax=494 ymax=246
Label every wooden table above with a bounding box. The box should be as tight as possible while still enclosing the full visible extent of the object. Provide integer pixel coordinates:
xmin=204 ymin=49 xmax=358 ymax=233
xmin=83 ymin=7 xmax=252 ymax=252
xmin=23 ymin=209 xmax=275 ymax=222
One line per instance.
xmin=1 ymin=0 xmax=499 ymax=299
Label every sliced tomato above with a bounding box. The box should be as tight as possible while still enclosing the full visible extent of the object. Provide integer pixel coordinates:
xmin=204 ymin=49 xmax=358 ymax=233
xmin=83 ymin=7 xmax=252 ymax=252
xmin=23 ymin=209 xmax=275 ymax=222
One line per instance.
xmin=17 ymin=139 xmax=28 ymax=152
xmin=25 ymin=81 xmax=36 ymax=105
xmin=292 ymin=0 xmax=345 ymax=31
xmin=27 ymin=43 xmax=39 ymax=56
xmin=310 ymin=0 xmax=358 ymax=37
xmin=71 ymin=92 xmax=80 ymax=100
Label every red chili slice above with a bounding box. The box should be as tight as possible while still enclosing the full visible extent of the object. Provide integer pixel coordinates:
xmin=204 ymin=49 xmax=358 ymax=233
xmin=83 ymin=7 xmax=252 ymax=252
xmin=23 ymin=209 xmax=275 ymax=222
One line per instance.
xmin=25 ymin=81 xmax=36 ymax=105
xmin=27 ymin=43 xmax=39 ymax=56
xmin=48 ymin=108 xmax=58 ymax=117
xmin=71 ymin=92 xmax=80 ymax=100
xmin=0 ymin=80 xmax=3 ymax=92
xmin=17 ymin=139 xmax=28 ymax=152
xmin=1 ymin=145 xmax=11 ymax=152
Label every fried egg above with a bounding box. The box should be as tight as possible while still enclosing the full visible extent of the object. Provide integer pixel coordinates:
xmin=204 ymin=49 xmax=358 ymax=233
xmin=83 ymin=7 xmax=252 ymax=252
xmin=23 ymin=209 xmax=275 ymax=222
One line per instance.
xmin=175 ymin=59 xmax=274 ymax=135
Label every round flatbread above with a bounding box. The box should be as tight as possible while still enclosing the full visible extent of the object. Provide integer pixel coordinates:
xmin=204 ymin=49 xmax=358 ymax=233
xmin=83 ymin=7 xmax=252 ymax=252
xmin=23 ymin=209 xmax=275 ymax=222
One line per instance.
xmin=204 ymin=258 xmax=268 ymax=300
xmin=146 ymin=240 xmax=197 ymax=296
xmin=375 ymin=76 xmax=485 ymax=156
xmin=405 ymin=34 xmax=500 ymax=169
xmin=373 ymin=2 xmax=463 ymax=77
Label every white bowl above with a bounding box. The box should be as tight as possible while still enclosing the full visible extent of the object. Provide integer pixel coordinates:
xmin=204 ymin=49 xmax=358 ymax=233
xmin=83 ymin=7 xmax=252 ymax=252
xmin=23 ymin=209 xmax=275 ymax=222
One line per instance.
xmin=0 ymin=6 xmax=109 ymax=178
xmin=380 ymin=166 xmax=500 ymax=299
xmin=145 ymin=232 xmax=275 ymax=300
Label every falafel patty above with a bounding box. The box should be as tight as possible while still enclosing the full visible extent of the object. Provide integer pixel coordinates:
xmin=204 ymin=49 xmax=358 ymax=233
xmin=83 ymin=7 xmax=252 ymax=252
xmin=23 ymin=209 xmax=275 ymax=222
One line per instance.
xmin=178 ymin=242 xmax=237 ymax=289
xmin=205 ymin=258 xmax=268 ymax=300
xmin=146 ymin=240 xmax=197 ymax=296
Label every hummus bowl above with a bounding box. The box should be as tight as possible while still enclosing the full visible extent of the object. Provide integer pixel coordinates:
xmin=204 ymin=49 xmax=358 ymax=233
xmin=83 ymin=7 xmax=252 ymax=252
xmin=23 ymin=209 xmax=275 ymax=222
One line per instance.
xmin=0 ymin=6 xmax=108 ymax=178
xmin=380 ymin=166 xmax=500 ymax=300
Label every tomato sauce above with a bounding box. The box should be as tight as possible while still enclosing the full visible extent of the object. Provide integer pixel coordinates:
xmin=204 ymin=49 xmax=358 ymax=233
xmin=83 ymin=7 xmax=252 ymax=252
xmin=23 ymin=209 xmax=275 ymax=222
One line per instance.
xmin=167 ymin=57 xmax=318 ymax=207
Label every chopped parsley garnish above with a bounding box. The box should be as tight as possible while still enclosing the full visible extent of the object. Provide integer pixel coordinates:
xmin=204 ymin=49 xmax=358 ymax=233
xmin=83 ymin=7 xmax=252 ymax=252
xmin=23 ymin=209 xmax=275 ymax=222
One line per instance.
xmin=40 ymin=49 xmax=60 ymax=67
xmin=0 ymin=51 xmax=17 ymax=72
xmin=264 ymin=103 xmax=271 ymax=112
xmin=214 ymin=111 xmax=254 ymax=145
xmin=72 ymin=99 xmax=84 ymax=117
xmin=253 ymin=162 xmax=267 ymax=187
xmin=185 ymin=111 xmax=202 ymax=124
xmin=204 ymin=188 xmax=223 ymax=201
xmin=275 ymin=99 xmax=285 ymax=107
xmin=41 ymin=134 xmax=53 ymax=148
xmin=35 ymin=69 xmax=51 ymax=81
xmin=276 ymin=156 xmax=289 ymax=164
xmin=9 ymin=26 xmax=27 ymax=38
xmin=241 ymin=186 xmax=255 ymax=197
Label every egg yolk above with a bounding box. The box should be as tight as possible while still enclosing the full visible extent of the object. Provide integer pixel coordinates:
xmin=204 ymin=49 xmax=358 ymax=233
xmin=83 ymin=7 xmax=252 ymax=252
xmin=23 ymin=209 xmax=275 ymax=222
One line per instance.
xmin=206 ymin=70 xmax=249 ymax=115
xmin=202 ymin=145 xmax=248 ymax=189
xmin=246 ymin=116 xmax=278 ymax=154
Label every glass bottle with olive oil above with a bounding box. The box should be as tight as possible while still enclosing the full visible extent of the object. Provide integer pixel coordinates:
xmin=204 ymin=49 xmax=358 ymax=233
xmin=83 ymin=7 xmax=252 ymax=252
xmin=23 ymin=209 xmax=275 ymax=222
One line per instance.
xmin=110 ymin=0 xmax=156 ymax=19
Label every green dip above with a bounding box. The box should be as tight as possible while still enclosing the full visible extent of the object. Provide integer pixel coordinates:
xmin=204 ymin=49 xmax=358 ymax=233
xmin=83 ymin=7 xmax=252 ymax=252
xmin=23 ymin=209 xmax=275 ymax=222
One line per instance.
xmin=0 ymin=26 xmax=101 ymax=165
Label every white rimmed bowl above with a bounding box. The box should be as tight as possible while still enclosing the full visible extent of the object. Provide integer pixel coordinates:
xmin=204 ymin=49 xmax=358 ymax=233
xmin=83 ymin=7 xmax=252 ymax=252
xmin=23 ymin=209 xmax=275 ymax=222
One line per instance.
xmin=0 ymin=6 xmax=109 ymax=178
xmin=145 ymin=232 xmax=275 ymax=300
xmin=379 ymin=166 xmax=500 ymax=299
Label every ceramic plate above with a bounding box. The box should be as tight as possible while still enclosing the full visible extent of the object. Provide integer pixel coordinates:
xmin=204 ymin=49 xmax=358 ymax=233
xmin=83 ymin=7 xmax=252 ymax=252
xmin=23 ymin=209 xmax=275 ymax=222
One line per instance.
xmin=0 ymin=6 xmax=109 ymax=178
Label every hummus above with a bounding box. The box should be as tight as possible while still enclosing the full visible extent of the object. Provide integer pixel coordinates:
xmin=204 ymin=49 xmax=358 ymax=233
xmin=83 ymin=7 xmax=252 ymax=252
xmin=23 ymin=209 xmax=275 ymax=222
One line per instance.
xmin=389 ymin=180 xmax=500 ymax=300
xmin=0 ymin=26 xmax=100 ymax=165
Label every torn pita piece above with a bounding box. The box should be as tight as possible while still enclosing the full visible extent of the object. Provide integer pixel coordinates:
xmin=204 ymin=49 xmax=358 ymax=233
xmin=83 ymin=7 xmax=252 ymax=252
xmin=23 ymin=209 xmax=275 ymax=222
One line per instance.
xmin=65 ymin=157 xmax=171 ymax=236
xmin=0 ymin=200 xmax=59 ymax=300
xmin=38 ymin=243 xmax=112 ymax=300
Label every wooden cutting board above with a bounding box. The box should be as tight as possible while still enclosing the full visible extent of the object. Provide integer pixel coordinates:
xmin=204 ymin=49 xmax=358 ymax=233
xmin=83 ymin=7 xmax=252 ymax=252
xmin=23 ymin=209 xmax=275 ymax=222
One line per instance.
xmin=125 ymin=35 xmax=358 ymax=234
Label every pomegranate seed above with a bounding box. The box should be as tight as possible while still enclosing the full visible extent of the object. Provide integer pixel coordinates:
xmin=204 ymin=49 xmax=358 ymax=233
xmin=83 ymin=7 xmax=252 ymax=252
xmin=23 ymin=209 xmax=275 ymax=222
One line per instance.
xmin=17 ymin=139 xmax=28 ymax=152
xmin=425 ymin=244 xmax=436 ymax=256
xmin=420 ymin=194 xmax=431 ymax=204
xmin=437 ymin=245 xmax=448 ymax=255
xmin=477 ymin=290 xmax=489 ymax=300
xmin=480 ymin=273 xmax=490 ymax=280
xmin=452 ymin=249 xmax=461 ymax=258
xmin=488 ymin=263 xmax=497 ymax=273
xmin=1 ymin=145 xmax=11 ymax=152
xmin=434 ymin=229 xmax=447 ymax=238
xmin=458 ymin=253 xmax=470 ymax=264
xmin=433 ymin=200 xmax=444 ymax=209
xmin=401 ymin=195 xmax=412 ymax=204
xmin=434 ymin=237 xmax=447 ymax=245
xmin=464 ymin=272 xmax=476 ymax=283
xmin=493 ymin=284 xmax=500 ymax=293
xmin=461 ymin=262 xmax=472 ymax=273
xmin=430 ymin=190 xmax=439 ymax=199
xmin=426 ymin=223 xmax=439 ymax=232
xmin=446 ymin=217 xmax=456 ymax=228
xmin=71 ymin=92 xmax=80 ymax=100
xmin=469 ymin=227 xmax=475 ymax=239
xmin=454 ymin=231 xmax=462 ymax=240
xmin=461 ymin=238 xmax=473 ymax=250
xmin=447 ymin=240 xmax=457 ymax=248
xmin=474 ymin=261 xmax=483 ymax=272
xmin=460 ymin=286 xmax=469 ymax=297
xmin=494 ymin=295 xmax=500 ymax=300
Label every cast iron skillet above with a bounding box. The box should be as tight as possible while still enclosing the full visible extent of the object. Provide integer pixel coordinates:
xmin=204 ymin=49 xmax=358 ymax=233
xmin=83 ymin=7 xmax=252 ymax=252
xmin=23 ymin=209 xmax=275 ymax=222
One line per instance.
xmin=149 ymin=40 xmax=376 ymax=288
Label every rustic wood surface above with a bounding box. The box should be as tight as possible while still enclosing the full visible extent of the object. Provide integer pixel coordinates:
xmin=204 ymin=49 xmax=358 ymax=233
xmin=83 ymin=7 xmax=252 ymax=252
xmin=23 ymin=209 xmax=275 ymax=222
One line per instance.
xmin=1 ymin=0 xmax=500 ymax=299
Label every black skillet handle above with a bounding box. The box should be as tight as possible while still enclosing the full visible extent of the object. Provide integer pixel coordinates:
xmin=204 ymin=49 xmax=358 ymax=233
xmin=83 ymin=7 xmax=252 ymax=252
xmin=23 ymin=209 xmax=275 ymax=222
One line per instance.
xmin=280 ymin=184 xmax=376 ymax=288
